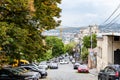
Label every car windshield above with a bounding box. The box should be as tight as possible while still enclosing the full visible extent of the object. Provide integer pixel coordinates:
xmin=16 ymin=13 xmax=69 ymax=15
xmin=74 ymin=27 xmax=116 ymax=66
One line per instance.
xmin=40 ymin=62 xmax=47 ymax=65
xmin=8 ymin=68 xmax=22 ymax=75
xmin=13 ymin=67 xmax=28 ymax=73
xmin=51 ymin=63 xmax=57 ymax=66
xmin=30 ymin=66 xmax=39 ymax=70
xmin=75 ymin=63 xmax=80 ymax=65
xmin=79 ymin=65 xmax=88 ymax=69
xmin=33 ymin=64 xmax=39 ymax=68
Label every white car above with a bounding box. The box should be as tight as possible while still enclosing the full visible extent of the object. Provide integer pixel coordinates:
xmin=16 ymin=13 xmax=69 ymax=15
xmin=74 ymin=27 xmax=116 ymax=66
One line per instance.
xmin=59 ymin=60 xmax=69 ymax=64
xmin=39 ymin=62 xmax=48 ymax=69
xmin=59 ymin=60 xmax=65 ymax=64
xmin=64 ymin=60 xmax=69 ymax=64
xmin=71 ymin=59 xmax=75 ymax=64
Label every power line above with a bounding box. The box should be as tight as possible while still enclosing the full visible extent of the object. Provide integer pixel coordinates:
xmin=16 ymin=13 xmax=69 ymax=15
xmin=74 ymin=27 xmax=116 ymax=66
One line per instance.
xmin=105 ymin=12 xmax=120 ymax=27
xmin=102 ymin=3 xmax=120 ymax=24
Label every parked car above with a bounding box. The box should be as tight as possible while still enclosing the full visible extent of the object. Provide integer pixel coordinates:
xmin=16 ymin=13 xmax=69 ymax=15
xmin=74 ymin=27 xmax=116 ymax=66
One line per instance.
xmin=46 ymin=61 xmax=51 ymax=68
xmin=39 ymin=61 xmax=48 ymax=70
xmin=78 ymin=64 xmax=89 ymax=73
xmin=71 ymin=59 xmax=75 ymax=64
xmin=21 ymin=63 xmax=42 ymax=69
xmin=0 ymin=67 xmax=41 ymax=80
xmin=59 ymin=60 xmax=65 ymax=64
xmin=20 ymin=65 xmax=47 ymax=78
xmin=73 ymin=62 xmax=80 ymax=69
xmin=49 ymin=63 xmax=58 ymax=69
xmin=98 ymin=64 xmax=120 ymax=80
xmin=64 ymin=59 xmax=69 ymax=64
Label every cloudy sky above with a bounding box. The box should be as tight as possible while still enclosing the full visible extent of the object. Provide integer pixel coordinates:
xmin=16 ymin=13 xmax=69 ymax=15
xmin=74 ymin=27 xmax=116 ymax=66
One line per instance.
xmin=59 ymin=0 xmax=120 ymax=27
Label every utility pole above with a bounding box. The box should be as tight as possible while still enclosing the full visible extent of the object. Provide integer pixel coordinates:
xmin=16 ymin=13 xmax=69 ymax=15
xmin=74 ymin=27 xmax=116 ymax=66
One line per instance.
xmin=88 ymin=25 xmax=93 ymax=69
xmin=89 ymin=25 xmax=92 ymax=50
xmin=60 ymin=27 xmax=62 ymax=39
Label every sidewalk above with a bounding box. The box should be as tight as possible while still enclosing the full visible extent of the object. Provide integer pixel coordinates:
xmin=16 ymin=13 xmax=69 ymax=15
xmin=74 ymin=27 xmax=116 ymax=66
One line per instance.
xmin=89 ymin=68 xmax=98 ymax=76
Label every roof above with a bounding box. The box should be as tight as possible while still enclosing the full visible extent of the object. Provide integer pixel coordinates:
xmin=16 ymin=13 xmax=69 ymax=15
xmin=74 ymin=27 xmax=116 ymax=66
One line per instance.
xmin=97 ymin=32 xmax=120 ymax=38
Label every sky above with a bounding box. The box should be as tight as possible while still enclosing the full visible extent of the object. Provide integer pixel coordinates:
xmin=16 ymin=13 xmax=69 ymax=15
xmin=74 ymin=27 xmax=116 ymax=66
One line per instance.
xmin=59 ymin=0 xmax=120 ymax=27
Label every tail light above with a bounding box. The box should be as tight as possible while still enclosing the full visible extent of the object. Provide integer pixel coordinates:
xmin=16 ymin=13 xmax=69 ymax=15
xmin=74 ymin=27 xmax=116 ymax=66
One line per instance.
xmin=115 ymin=71 xmax=119 ymax=77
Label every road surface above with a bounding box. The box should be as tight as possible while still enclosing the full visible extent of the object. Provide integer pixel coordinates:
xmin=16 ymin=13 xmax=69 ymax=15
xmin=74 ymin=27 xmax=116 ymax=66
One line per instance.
xmin=41 ymin=62 xmax=97 ymax=80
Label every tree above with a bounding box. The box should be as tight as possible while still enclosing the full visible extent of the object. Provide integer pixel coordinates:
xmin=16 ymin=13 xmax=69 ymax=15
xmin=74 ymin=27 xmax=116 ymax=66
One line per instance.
xmin=33 ymin=0 xmax=61 ymax=31
xmin=81 ymin=47 xmax=89 ymax=63
xmin=45 ymin=36 xmax=64 ymax=58
xmin=81 ymin=34 xmax=97 ymax=63
xmin=0 ymin=0 xmax=62 ymax=64
xmin=82 ymin=34 xmax=97 ymax=48
xmin=64 ymin=42 xmax=77 ymax=56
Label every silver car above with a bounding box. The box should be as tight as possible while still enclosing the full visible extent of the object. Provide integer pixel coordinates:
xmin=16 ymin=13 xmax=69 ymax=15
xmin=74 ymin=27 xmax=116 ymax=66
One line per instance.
xmin=0 ymin=67 xmax=41 ymax=80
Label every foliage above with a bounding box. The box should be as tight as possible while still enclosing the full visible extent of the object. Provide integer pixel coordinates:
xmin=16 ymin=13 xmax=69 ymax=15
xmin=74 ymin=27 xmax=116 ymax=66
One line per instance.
xmin=45 ymin=36 xmax=64 ymax=57
xmin=0 ymin=0 xmax=62 ymax=64
xmin=82 ymin=34 xmax=97 ymax=48
xmin=64 ymin=42 xmax=77 ymax=55
xmin=81 ymin=46 xmax=89 ymax=62
xmin=34 ymin=0 xmax=61 ymax=31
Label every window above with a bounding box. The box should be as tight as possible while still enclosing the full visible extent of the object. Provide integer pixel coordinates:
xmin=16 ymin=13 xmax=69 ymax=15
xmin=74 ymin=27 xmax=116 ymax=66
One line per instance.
xmin=114 ymin=36 xmax=119 ymax=41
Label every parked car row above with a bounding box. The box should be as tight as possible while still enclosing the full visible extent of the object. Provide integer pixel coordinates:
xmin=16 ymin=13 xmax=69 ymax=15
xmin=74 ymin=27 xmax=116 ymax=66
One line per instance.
xmin=0 ymin=67 xmax=41 ymax=80
xmin=0 ymin=62 xmax=48 ymax=80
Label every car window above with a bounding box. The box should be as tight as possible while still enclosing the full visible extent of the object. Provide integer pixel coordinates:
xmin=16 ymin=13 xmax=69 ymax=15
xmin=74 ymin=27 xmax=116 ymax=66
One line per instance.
xmin=104 ymin=67 xmax=109 ymax=72
xmin=24 ymin=67 xmax=31 ymax=70
xmin=107 ymin=68 xmax=115 ymax=74
xmin=113 ymin=65 xmax=120 ymax=71
xmin=0 ymin=74 xmax=9 ymax=77
xmin=9 ymin=69 xmax=20 ymax=75
xmin=104 ymin=67 xmax=115 ymax=74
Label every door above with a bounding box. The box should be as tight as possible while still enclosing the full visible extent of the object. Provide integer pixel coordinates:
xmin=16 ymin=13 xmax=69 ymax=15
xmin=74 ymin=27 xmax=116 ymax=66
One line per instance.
xmin=114 ymin=49 xmax=120 ymax=64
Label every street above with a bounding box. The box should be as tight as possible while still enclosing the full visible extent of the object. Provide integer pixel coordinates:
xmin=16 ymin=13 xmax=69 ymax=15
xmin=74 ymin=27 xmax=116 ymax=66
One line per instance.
xmin=41 ymin=62 xmax=98 ymax=80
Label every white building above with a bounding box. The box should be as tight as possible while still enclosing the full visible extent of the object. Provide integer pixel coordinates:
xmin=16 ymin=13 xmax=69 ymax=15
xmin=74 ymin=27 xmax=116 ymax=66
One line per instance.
xmin=97 ymin=32 xmax=120 ymax=71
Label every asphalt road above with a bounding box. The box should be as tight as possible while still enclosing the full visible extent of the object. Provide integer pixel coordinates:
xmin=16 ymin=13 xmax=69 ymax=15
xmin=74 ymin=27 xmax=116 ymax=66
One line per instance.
xmin=41 ymin=62 xmax=98 ymax=80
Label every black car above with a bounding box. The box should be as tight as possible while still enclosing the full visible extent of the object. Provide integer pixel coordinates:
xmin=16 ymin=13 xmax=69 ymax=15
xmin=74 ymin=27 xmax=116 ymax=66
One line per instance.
xmin=0 ymin=67 xmax=40 ymax=80
xmin=98 ymin=64 xmax=120 ymax=80
xmin=20 ymin=65 xmax=47 ymax=78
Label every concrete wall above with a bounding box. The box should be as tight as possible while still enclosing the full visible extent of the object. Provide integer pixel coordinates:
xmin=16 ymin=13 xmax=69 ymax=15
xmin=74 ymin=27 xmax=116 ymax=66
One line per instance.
xmin=97 ymin=36 xmax=109 ymax=71
xmin=97 ymin=35 xmax=120 ymax=71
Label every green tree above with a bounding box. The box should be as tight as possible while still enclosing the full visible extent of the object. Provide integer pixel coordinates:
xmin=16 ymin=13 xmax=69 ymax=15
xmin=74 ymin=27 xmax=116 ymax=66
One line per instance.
xmin=82 ymin=34 xmax=97 ymax=48
xmin=81 ymin=47 xmax=89 ymax=63
xmin=64 ymin=42 xmax=77 ymax=55
xmin=34 ymin=0 xmax=61 ymax=31
xmin=45 ymin=36 xmax=64 ymax=58
xmin=81 ymin=34 xmax=97 ymax=63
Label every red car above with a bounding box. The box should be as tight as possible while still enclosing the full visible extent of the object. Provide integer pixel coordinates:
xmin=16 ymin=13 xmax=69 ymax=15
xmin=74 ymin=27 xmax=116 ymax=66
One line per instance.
xmin=78 ymin=65 xmax=89 ymax=73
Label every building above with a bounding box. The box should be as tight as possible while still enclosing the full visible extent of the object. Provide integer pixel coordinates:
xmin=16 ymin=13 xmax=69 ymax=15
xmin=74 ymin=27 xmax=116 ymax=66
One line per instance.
xmin=97 ymin=32 xmax=120 ymax=71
